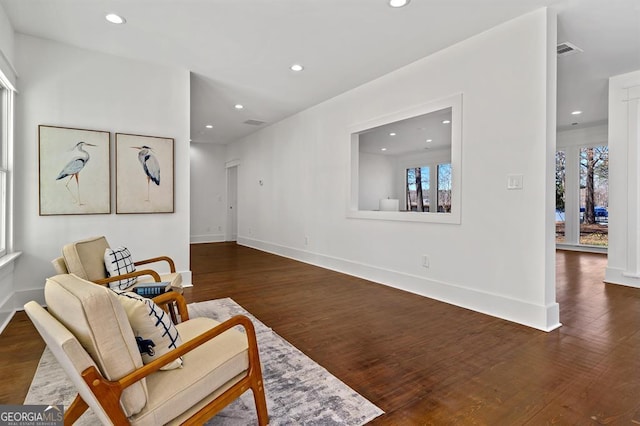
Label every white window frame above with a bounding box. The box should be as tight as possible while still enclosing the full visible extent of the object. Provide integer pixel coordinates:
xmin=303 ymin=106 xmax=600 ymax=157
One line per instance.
xmin=0 ymin=71 xmax=15 ymax=259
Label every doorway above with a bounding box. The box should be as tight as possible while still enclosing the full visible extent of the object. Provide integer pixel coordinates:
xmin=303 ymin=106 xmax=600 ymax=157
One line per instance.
xmin=226 ymin=165 xmax=238 ymax=241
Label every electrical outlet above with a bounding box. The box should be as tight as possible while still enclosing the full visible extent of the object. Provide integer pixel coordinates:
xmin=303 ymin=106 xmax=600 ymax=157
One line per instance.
xmin=218 ymin=226 xmax=222 ymax=232
xmin=304 ymin=236 xmax=309 ymax=246
xmin=422 ymin=255 xmax=430 ymax=268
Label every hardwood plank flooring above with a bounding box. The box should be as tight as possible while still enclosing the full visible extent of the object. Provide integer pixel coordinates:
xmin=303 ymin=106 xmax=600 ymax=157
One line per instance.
xmin=2 ymin=243 xmax=639 ymax=424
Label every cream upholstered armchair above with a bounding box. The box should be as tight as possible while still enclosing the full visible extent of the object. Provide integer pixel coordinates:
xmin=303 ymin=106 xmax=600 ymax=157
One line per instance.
xmin=24 ymin=274 xmax=268 ymax=425
xmin=51 ymin=236 xmax=183 ymax=294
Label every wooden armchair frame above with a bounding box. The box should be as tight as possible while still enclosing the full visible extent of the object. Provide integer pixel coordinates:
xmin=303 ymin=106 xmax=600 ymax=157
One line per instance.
xmin=93 ymin=256 xmax=176 ymax=287
xmin=64 ymin=292 xmax=268 ymax=425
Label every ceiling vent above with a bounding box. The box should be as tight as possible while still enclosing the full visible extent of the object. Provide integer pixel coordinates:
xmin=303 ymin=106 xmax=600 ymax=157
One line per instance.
xmin=243 ymin=119 xmax=266 ymax=126
xmin=557 ymin=42 xmax=583 ymax=57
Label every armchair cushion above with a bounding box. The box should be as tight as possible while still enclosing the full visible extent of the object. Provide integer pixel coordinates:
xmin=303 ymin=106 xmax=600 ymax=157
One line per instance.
xmin=44 ymin=274 xmax=148 ymax=417
xmin=105 ymin=246 xmax=137 ymax=290
xmin=62 ymin=236 xmax=110 ymax=281
xmin=130 ymin=317 xmax=250 ymax=426
xmin=116 ymin=291 xmax=183 ymax=370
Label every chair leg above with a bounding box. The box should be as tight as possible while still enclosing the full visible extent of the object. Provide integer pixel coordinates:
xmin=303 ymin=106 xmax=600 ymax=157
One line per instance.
xmin=64 ymin=394 xmax=88 ymax=425
xmin=252 ymin=378 xmax=269 ymax=426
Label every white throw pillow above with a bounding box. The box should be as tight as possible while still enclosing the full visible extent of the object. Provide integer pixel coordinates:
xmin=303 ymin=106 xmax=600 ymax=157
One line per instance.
xmin=116 ymin=291 xmax=183 ymax=370
xmin=104 ymin=246 xmax=137 ymax=290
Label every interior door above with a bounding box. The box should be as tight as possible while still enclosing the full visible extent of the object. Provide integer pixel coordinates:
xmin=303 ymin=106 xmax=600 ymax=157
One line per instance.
xmin=226 ymin=165 xmax=237 ymax=241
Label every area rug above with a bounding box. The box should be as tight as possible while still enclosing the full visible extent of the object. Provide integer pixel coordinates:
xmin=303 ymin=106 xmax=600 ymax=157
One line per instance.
xmin=25 ymin=297 xmax=384 ymax=425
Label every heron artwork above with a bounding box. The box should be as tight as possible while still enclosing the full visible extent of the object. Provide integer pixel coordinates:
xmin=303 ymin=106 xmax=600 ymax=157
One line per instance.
xmin=132 ymin=145 xmax=160 ymax=201
xmin=55 ymin=141 xmax=96 ymax=205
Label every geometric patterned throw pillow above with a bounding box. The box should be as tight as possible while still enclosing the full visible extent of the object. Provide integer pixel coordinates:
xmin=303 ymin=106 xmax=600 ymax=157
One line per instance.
xmin=104 ymin=246 xmax=137 ymax=291
xmin=115 ymin=291 xmax=183 ymax=370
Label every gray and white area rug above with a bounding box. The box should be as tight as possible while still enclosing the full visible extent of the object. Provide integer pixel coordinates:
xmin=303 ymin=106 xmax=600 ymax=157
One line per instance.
xmin=25 ymin=298 xmax=384 ymax=425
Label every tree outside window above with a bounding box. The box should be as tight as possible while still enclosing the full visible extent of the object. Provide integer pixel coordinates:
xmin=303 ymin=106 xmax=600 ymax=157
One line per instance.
xmin=437 ymin=163 xmax=452 ymax=213
xmin=406 ymin=166 xmax=430 ymax=211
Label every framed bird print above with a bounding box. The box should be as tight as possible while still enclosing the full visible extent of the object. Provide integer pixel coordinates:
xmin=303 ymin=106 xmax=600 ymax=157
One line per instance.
xmin=38 ymin=125 xmax=111 ymax=215
xmin=116 ymin=133 xmax=174 ymax=214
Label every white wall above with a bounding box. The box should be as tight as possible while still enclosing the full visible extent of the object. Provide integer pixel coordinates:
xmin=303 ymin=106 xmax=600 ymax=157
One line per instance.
xmin=606 ymin=69 xmax=640 ymax=287
xmin=12 ymin=34 xmax=191 ymax=305
xmin=0 ymin=2 xmax=16 ymax=87
xmin=226 ymin=8 xmax=559 ymax=330
xmin=557 ymin=124 xmax=608 ymax=149
xmin=190 ymin=142 xmax=227 ymax=243
xmin=358 ymin=152 xmax=395 ymax=211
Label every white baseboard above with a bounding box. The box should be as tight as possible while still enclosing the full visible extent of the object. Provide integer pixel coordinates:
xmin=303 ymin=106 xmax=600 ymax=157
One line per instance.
xmin=0 ymin=292 xmax=15 ymax=335
xmin=0 ymin=288 xmax=46 ymax=334
xmin=190 ymin=234 xmax=226 ymax=244
xmin=179 ymin=270 xmax=193 ymax=287
xmin=238 ymin=236 xmax=561 ymax=332
xmin=605 ymin=266 xmax=640 ymax=288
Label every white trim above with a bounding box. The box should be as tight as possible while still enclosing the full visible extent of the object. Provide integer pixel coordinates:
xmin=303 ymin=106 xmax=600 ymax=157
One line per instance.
xmin=190 ymin=234 xmax=225 ymax=244
xmin=238 ymin=236 xmax=561 ymax=332
xmin=0 ymin=292 xmax=15 ymax=334
xmin=1 ymin=288 xmax=47 ymax=334
xmin=0 ymin=58 xmax=16 ymax=92
xmin=225 ymin=159 xmax=240 ymax=168
xmin=605 ymin=266 xmax=640 ymax=288
xmin=179 ymin=270 xmax=193 ymax=287
xmin=0 ymin=251 xmax=19 ymax=272
xmin=556 ymin=244 xmax=607 ymax=254
xmin=0 ymin=309 xmax=14 ymax=334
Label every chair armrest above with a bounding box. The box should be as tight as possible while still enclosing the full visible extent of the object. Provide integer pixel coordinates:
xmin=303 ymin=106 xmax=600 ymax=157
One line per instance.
xmin=80 ymin=315 xmax=260 ymax=423
xmin=134 ymin=256 xmax=176 ymax=273
xmin=94 ymin=269 xmax=161 ymax=286
xmin=121 ymin=314 xmax=257 ymax=387
xmin=152 ymin=292 xmax=190 ymax=322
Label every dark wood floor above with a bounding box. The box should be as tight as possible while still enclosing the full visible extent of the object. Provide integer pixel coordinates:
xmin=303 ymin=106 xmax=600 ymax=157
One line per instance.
xmin=2 ymin=243 xmax=639 ymax=424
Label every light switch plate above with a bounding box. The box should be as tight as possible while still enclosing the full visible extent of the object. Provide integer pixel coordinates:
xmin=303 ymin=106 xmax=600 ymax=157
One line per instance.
xmin=507 ymin=174 xmax=523 ymax=190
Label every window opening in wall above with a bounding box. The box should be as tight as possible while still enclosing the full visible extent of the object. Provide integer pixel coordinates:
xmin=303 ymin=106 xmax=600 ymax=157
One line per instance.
xmin=406 ymin=166 xmax=430 ymax=211
xmin=579 ymin=145 xmax=608 ymax=246
xmin=348 ymin=93 xmax=462 ymax=224
xmin=437 ymin=163 xmax=452 ymax=213
xmin=555 ymin=150 xmax=566 ymax=243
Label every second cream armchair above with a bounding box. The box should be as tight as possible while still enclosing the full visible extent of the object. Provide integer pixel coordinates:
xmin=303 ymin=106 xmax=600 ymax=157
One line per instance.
xmin=51 ymin=235 xmax=183 ymax=294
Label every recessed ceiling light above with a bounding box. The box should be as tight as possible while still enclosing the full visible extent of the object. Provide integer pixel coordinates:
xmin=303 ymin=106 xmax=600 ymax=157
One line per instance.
xmin=205 ymin=124 xmax=213 ymax=129
xmin=234 ymin=104 xmax=244 ymax=110
xmin=426 ymin=139 xmax=433 ymax=143
xmin=442 ymin=120 xmax=451 ymax=124
xmin=290 ymin=64 xmax=304 ymax=72
xmin=389 ymin=132 xmax=396 ymax=136
xmin=389 ymin=0 xmax=410 ymax=8
xmin=381 ymin=148 xmax=387 ymax=151
xmin=105 ymin=13 xmax=126 ymax=24
xmin=571 ymin=110 xmax=582 ymax=115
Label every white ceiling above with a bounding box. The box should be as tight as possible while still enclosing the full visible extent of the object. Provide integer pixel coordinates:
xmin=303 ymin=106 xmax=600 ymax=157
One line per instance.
xmin=1 ymin=0 xmax=639 ymax=144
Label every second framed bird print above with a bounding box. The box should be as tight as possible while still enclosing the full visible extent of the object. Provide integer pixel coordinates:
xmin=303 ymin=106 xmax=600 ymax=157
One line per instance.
xmin=116 ymin=133 xmax=174 ymax=214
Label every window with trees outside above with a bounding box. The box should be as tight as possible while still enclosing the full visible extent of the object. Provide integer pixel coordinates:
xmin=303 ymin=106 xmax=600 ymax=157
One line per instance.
xmin=406 ymin=163 xmax=452 ymax=213
xmin=555 ymin=150 xmax=566 ymax=243
xmin=555 ymin=145 xmax=608 ymax=247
